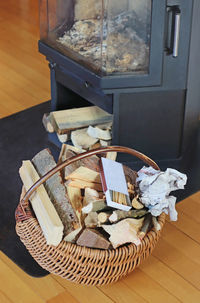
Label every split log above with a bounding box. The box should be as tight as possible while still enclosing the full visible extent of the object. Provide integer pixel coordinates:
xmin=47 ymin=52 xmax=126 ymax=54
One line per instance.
xmin=87 ymin=125 xmax=112 ymax=141
xmin=42 ymin=113 xmax=54 ymax=133
xmin=82 ymin=199 xmax=107 ymax=214
xmin=97 ymin=212 xmax=111 ymax=224
xmin=132 ymin=196 xmax=144 ymax=209
xmin=58 ymin=143 xmax=100 ymax=173
xmin=66 ymin=186 xmax=82 ymax=213
xmin=106 ymin=151 xmax=117 ymax=161
xmin=19 ymin=161 xmax=63 ymax=246
xmin=71 ymin=128 xmax=99 ymax=150
xmin=64 ymin=227 xmax=83 ymax=243
xmin=65 ymin=166 xmax=101 ymax=183
xmin=102 ymin=218 xmax=144 ymax=248
xmin=84 ymin=212 xmax=98 ymax=228
xmin=76 ymin=228 xmax=111 ymax=249
xmin=100 ymin=139 xmax=111 ymax=147
xmin=84 ymin=188 xmax=100 ymax=205
xmin=67 ymin=179 xmax=102 ymax=191
xmin=50 ymin=106 xmax=113 ymax=135
xmin=31 ymin=149 xmax=81 ymax=240
xmin=109 ymin=209 xmax=148 ymax=223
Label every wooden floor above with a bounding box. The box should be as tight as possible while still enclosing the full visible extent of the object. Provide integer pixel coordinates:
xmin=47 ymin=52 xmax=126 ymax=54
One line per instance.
xmin=1 ymin=1 xmax=200 ymax=302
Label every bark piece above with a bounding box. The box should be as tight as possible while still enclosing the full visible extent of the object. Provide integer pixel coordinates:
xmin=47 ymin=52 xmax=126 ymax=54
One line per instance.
xmin=65 ymin=166 xmax=101 ymax=183
xmin=19 ymin=161 xmax=63 ymax=246
xmin=71 ymin=128 xmax=99 ymax=150
xmin=152 ymin=216 xmax=161 ymax=231
xmin=82 ymin=199 xmax=107 ymax=214
xmin=50 ymin=106 xmax=113 ymax=135
xmin=109 ymin=209 xmax=148 ymax=223
xmin=138 ymin=213 xmax=152 ymax=239
xmin=42 ymin=113 xmax=54 ymax=133
xmin=89 ymin=142 xmax=101 ymax=150
xmin=102 ymin=218 xmax=144 ymax=248
xmin=31 ymin=149 xmax=81 ymax=238
xmin=87 ymin=125 xmax=112 ymax=140
xmin=76 ymin=228 xmax=111 ymax=249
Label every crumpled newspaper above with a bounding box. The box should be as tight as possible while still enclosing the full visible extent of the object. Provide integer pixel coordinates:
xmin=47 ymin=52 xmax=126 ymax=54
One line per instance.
xmin=136 ymin=167 xmax=187 ymax=221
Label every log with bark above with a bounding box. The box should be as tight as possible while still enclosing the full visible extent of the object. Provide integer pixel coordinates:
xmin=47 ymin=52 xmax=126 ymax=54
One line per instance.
xmin=31 ymin=148 xmax=82 ymax=242
xmin=19 ymin=161 xmax=64 ymax=246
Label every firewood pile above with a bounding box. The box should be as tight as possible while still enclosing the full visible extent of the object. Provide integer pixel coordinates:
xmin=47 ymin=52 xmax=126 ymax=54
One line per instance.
xmin=19 ymin=144 xmax=164 ymax=250
xmin=42 ymin=106 xmax=113 ymax=149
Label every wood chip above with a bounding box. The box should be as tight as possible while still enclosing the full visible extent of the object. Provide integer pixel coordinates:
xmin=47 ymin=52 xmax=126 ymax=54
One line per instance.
xmin=87 ymin=125 xmax=112 ymax=140
xmin=71 ymin=128 xmax=99 ymax=150
xmin=102 ymin=218 xmax=144 ymax=248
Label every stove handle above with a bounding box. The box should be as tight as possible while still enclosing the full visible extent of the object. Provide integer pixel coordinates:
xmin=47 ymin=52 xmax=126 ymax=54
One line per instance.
xmin=165 ymin=5 xmax=181 ymax=58
xmin=173 ymin=7 xmax=181 ymax=57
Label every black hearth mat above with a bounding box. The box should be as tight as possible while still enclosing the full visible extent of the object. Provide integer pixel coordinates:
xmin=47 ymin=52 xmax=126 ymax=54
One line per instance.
xmin=0 ymin=101 xmax=59 ymax=277
xmin=0 ymin=101 xmax=200 ymax=278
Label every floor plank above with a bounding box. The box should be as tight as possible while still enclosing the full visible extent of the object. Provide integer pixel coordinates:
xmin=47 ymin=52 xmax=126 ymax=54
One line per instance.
xmin=0 ymin=291 xmax=12 ymax=303
xmin=140 ymin=255 xmax=200 ymax=303
xmin=153 ymin=238 xmax=200 ymax=290
xmin=123 ymin=268 xmax=181 ymax=303
xmin=47 ymin=291 xmax=79 ymax=303
xmin=0 ymin=252 xmax=65 ymax=302
xmin=0 ymin=257 xmax=45 ymax=303
xmin=98 ymin=280 xmax=148 ymax=303
xmin=53 ymin=276 xmax=115 ymax=303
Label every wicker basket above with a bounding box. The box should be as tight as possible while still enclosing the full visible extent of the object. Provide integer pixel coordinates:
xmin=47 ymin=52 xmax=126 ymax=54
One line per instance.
xmin=15 ymin=146 xmax=165 ymax=286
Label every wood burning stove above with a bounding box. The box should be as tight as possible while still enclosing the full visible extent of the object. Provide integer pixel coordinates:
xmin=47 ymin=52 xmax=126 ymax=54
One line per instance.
xmin=39 ymin=0 xmax=200 ymax=172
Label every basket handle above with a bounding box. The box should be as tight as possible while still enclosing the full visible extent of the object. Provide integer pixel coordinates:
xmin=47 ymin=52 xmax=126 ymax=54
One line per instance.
xmin=19 ymin=145 xmax=159 ymax=217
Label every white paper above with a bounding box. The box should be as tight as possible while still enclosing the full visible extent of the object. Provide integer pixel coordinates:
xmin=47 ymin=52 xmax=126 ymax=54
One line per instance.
xmin=137 ymin=166 xmax=187 ymax=221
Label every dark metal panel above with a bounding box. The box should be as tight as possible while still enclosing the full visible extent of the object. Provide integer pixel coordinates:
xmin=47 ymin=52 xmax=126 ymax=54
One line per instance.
xmin=182 ymin=0 xmax=200 ymax=152
xmin=162 ymin=0 xmax=193 ymax=89
xmin=115 ymin=90 xmax=186 ymax=163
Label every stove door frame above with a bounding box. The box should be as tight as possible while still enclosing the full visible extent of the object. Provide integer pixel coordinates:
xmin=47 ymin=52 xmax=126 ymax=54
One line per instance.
xmin=101 ymin=0 xmax=166 ymax=89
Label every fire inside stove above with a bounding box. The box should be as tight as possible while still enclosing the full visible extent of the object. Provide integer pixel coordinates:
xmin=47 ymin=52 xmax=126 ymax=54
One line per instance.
xmin=40 ymin=0 xmax=151 ymax=75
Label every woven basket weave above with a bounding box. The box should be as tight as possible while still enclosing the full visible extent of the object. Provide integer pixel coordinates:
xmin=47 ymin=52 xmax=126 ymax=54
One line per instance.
xmin=15 ymin=146 xmax=165 ymax=286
